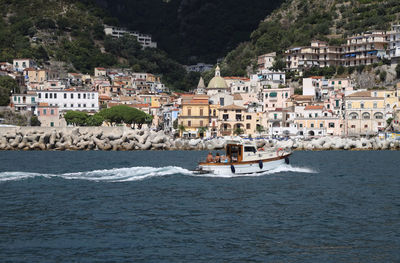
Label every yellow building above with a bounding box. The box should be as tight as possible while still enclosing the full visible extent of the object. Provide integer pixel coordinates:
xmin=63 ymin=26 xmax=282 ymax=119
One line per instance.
xmin=178 ymin=95 xmax=210 ymax=137
xmin=217 ymin=104 xmax=260 ymax=136
xmin=24 ymin=68 xmax=48 ymax=83
xmin=345 ymin=91 xmax=386 ymax=136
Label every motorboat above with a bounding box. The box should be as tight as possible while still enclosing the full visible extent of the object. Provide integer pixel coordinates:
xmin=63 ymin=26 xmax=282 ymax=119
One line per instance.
xmin=195 ymin=139 xmax=292 ymax=175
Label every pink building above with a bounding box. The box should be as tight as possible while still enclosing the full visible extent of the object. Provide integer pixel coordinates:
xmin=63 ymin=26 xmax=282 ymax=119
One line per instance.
xmin=37 ymin=103 xmax=62 ymax=127
xmin=262 ymin=87 xmax=294 ymax=112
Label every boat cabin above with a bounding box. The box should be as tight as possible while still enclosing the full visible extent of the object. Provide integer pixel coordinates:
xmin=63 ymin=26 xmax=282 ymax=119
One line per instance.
xmin=225 ymin=140 xmax=258 ymax=163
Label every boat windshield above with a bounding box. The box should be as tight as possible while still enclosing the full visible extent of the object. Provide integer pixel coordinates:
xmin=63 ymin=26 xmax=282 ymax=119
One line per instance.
xmin=227 ymin=144 xmax=242 ymax=162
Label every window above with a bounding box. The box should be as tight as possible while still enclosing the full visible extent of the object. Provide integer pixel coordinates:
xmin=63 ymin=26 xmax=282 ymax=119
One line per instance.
xmin=50 ymin=109 xmax=54 ymax=115
xmin=246 ymin=115 xmax=252 ymax=120
xmin=329 ymin=123 xmax=335 ymax=128
xmin=92 ymin=104 xmax=95 ymax=108
xmin=188 ymin=109 xmax=191 ymax=116
xmin=314 ymin=113 xmax=318 ymax=117
xmin=45 ymin=93 xmax=48 ymax=99
xmin=374 ymin=112 xmax=383 ymax=119
xmin=50 ymin=122 xmax=54 ymax=127
xmin=70 ymin=104 xmax=74 ymax=107
xmin=350 ymin=112 xmax=358 ymax=119
xmin=43 ymin=109 xmax=47 ymax=115
xmin=362 ymin=112 xmax=370 ymax=119
xmin=320 ymin=123 xmax=323 ymax=128
xmin=78 ymin=94 xmax=81 ymax=99
xmin=71 ymin=94 xmax=74 ymax=99
xmin=373 ymin=102 xmax=377 ymax=108
xmin=188 ymin=121 xmax=191 ymax=127
xmin=83 ymin=94 xmax=86 ymax=99
xmin=83 ymin=104 xmax=86 ymax=108
xmin=49 ymin=93 xmax=52 ymax=99
xmin=347 ymin=102 xmax=351 ymax=109
xmin=351 ymin=125 xmax=356 ymax=128
xmin=38 ymin=93 xmax=41 ymax=99
xmin=244 ymin=146 xmax=256 ymax=152
xmin=78 ymin=104 xmax=81 ymax=107
xmin=246 ymin=123 xmax=251 ymax=129
xmin=364 ymin=125 xmax=368 ymax=128
xmin=200 ymin=120 xmax=203 ymax=126
xmin=361 ymin=102 xmax=364 ymax=109
xmin=31 ymin=97 xmax=35 ymax=103
xmin=311 ymin=123 xmax=314 ymax=128
xmin=64 ymin=104 xmax=67 ymax=108
xmin=64 ymin=93 xmax=67 ymax=99
xmin=13 ymin=96 xmax=17 ymax=101
xmin=274 ymin=114 xmax=277 ymax=120
xmin=200 ymin=109 xmax=203 ymax=116
xmin=300 ymin=123 xmax=303 ymax=128
xmin=235 ymin=114 xmax=242 ymax=121
xmin=223 ymin=114 xmax=229 ymax=121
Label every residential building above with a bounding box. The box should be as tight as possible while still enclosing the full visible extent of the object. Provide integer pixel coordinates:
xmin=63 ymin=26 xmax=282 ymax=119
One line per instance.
xmin=10 ymin=92 xmax=37 ymax=112
xmin=94 ymin=67 xmax=107 ymax=77
xmin=267 ymin=108 xmax=298 ymax=136
xmin=13 ymin=59 xmax=36 ymax=72
xmin=185 ymin=63 xmax=213 ymax=73
xmin=104 ymin=25 xmax=157 ymax=48
xmin=284 ymin=40 xmax=342 ymax=72
xmin=37 ymin=103 xmax=63 ymax=127
xmin=344 ymin=91 xmax=386 ymax=136
xmin=23 ymin=68 xmax=48 ymax=83
xmin=388 ymin=24 xmax=400 ymax=63
xmin=218 ymin=104 xmax=260 ymax=136
xmin=257 ymin=52 xmax=276 ymax=71
xmin=256 ymin=70 xmax=286 ymax=89
xmin=262 ymin=87 xmax=293 ymax=112
xmin=342 ymin=31 xmax=387 ymax=66
xmin=36 ymin=90 xmax=99 ymax=112
xmin=178 ymin=95 xmax=210 ymax=138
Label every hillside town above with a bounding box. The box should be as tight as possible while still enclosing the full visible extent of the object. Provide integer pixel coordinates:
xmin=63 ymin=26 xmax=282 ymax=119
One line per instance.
xmin=2 ymin=27 xmax=400 ymax=140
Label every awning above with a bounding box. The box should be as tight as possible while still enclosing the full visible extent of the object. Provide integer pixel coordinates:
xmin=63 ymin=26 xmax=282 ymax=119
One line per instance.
xmin=270 ymin=92 xmax=277 ymax=97
xmin=367 ymin=50 xmax=378 ymax=55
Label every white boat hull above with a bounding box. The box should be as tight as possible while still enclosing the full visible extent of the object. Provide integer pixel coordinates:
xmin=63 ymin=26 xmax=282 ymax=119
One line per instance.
xmin=198 ymin=155 xmax=289 ymax=175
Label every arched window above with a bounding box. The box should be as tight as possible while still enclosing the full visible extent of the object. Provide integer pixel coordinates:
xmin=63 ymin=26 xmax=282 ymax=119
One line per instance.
xmin=374 ymin=112 xmax=383 ymax=119
xmin=349 ymin=112 xmax=358 ymax=119
xmin=362 ymin=112 xmax=370 ymax=119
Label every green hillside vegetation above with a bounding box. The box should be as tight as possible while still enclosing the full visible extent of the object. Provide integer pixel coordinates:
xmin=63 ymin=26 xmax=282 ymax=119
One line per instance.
xmin=0 ymin=0 xmax=199 ymax=91
xmin=221 ymin=0 xmax=400 ymax=77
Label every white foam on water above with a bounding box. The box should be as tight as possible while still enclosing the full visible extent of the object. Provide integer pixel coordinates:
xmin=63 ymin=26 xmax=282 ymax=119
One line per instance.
xmin=194 ymin=164 xmax=318 ymax=178
xmin=0 ymin=165 xmax=317 ymax=182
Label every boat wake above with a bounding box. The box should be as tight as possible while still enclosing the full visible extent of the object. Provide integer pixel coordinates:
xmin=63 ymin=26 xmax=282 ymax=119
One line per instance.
xmin=0 ymin=165 xmax=317 ymax=182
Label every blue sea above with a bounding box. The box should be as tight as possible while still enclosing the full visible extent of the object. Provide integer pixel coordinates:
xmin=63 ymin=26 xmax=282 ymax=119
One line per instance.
xmin=0 ymin=150 xmax=399 ymax=262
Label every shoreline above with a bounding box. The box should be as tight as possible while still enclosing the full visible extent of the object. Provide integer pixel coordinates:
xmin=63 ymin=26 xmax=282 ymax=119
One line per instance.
xmin=1 ymin=126 xmax=399 ymax=151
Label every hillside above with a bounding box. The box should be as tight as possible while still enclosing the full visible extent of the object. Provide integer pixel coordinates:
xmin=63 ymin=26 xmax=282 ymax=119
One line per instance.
xmin=221 ymin=0 xmax=400 ymax=76
xmin=0 ymin=0 xmax=199 ymax=91
xmin=92 ymin=0 xmax=285 ymax=64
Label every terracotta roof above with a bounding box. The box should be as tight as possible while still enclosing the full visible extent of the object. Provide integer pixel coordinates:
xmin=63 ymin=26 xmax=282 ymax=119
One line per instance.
xmin=305 ymin=105 xmax=324 ymax=110
xmin=224 ymin=76 xmax=250 ymax=81
xmin=95 ymin=67 xmax=106 ymax=70
xmin=346 ymin=91 xmax=371 ymax=97
xmin=38 ymin=102 xmax=49 ymax=106
xmin=99 ymin=95 xmax=112 ymax=100
xmin=291 ymin=95 xmax=314 ymax=100
xmin=219 ymin=104 xmax=246 ymax=110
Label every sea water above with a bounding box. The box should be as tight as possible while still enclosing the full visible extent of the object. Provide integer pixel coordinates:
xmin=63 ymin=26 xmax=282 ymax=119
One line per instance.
xmin=0 ymin=151 xmax=399 ymax=262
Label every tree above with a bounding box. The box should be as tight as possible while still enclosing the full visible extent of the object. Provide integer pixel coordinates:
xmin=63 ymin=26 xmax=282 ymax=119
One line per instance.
xmin=99 ymin=105 xmax=151 ymax=127
xmin=64 ymin=111 xmax=88 ymax=126
xmin=379 ymin=70 xmax=387 ymax=82
xmin=396 ymin=64 xmax=400 ymax=79
xmin=198 ymin=126 xmax=208 ymax=138
xmin=386 ymin=117 xmax=393 ymax=127
xmin=30 ymin=116 xmax=41 ymax=126
xmin=233 ymin=127 xmax=244 ymax=136
xmin=173 ymin=118 xmax=178 ymax=129
xmin=337 ymin=65 xmax=346 ymax=75
xmin=256 ymin=125 xmax=265 ymax=135
xmin=178 ymin=124 xmax=186 ymax=137
xmin=86 ymin=114 xmax=104 ymax=126
xmin=0 ymin=76 xmax=19 ymax=106
xmin=271 ymin=58 xmax=286 ymax=71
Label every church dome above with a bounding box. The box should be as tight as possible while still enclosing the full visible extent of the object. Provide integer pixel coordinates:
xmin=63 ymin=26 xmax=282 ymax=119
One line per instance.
xmin=207 ymin=65 xmax=228 ymax=89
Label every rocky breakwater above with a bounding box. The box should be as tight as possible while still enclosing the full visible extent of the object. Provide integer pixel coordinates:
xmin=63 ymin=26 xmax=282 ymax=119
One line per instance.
xmin=1 ymin=126 xmax=399 ymax=151
xmin=0 ymin=126 xmax=178 ymax=151
xmin=274 ymin=136 xmax=400 ymax=151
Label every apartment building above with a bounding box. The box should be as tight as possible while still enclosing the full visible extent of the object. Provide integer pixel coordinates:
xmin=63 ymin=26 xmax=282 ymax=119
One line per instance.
xmin=217 ymin=104 xmax=260 ymax=136
xmin=342 ymin=31 xmax=387 ymax=66
xmin=284 ymin=40 xmax=342 ymax=71
xmin=388 ymin=24 xmax=400 ymax=63
xmin=36 ymin=90 xmax=99 ymax=112
xmin=257 ymin=52 xmax=276 ymax=71
xmin=104 ymin=25 xmax=157 ymax=48
xmin=178 ymin=95 xmax=210 ymax=137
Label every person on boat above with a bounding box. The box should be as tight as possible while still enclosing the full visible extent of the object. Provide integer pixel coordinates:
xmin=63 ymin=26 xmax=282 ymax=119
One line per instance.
xmin=206 ymin=152 xmax=214 ymax=163
xmin=215 ymin=152 xmax=221 ymax=163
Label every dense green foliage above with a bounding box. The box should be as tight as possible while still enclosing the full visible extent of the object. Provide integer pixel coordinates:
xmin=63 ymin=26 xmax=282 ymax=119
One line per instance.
xmin=30 ymin=116 xmax=41 ymax=126
xmin=93 ymin=0 xmax=284 ymax=64
xmin=99 ymin=105 xmax=152 ymax=126
xmin=64 ymin=111 xmax=104 ymax=126
xmin=0 ymin=76 xmax=19 ymax=106
xmin=222 ymin=0 xmax=400 ymax=76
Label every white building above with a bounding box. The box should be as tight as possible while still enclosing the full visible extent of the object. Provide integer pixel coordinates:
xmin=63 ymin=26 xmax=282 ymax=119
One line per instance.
xmin=36 ymin=90 xmax=99 ymax=112
xmin=13 ymin=59 xmax=36 ymax=72
xmin=257 ymin=52 xmax=276 ymax=71
xmin=388 ymin=24 xmax=400 ymax=62
xmin=257 ymin=70 xmax=286 ymax=89
xmin=104 ymin=25 xmax=157 ymax=48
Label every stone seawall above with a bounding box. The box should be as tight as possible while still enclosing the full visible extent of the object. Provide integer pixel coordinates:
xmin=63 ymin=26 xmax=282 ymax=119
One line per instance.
xmin=1 ymin=127 xmax=400 ymax=151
